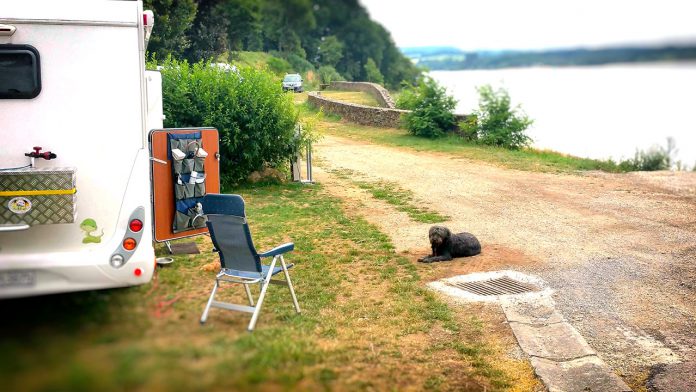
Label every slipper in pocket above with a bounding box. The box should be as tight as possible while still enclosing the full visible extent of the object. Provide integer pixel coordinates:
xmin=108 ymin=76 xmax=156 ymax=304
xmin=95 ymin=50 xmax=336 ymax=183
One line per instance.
xmin=191 ymin=214 xmax=207 ymax=229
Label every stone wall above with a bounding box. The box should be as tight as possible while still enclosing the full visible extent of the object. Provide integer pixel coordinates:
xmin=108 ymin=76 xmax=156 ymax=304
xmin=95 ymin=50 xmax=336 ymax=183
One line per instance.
xmin=328 ymin=81 xmax=396 ymax=108
xmin=308 ymin=92 xmax=408 ymax=128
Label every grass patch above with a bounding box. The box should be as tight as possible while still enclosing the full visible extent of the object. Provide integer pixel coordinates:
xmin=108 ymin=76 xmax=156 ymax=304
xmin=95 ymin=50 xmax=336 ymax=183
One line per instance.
xmin=224 ymin=51 xmax=277 ymax=69
xmin=329 ymin=167 xmax=448 ymax=223
xmin=306 ymin=103 xmax=629 ymax=173
xmin=0 ymin=183 xmax=527 ymax=391
xmin=318 ymin=90 xmax=382 ymax=107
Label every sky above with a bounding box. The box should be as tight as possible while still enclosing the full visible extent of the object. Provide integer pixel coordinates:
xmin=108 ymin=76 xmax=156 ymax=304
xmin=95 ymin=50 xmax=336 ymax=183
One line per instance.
xmin=359 ymin=0 xmax=696 ymax=51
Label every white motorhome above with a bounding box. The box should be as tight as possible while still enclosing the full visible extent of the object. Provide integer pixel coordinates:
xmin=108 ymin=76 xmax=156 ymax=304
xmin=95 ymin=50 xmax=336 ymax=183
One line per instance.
xmin=0 ymin=1 xmax=165 ymax=297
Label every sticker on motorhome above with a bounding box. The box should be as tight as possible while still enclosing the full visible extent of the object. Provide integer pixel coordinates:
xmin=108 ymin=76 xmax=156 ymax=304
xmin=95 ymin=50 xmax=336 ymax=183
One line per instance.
xmin=8 ymin=197 xmax=32 ymax=214
xmin=80 ymin=218 xmax=104 ymax=244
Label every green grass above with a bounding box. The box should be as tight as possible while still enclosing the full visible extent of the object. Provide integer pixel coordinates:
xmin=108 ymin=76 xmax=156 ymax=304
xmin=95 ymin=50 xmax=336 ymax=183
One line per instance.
xmin=328 ymin=167 xmax=449 ymax=223
xmin=307 ymin=103 xmax=629 ymax=173
xmin=222 ymin=51 xmax=277 ymax=69
xmin=0 ymin=183 xmax=522 ymax=391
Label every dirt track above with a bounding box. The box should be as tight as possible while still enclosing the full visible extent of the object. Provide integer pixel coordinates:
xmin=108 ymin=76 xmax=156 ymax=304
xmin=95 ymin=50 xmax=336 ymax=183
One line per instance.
xmin=314 ymin=134 xmax=696 ymax=390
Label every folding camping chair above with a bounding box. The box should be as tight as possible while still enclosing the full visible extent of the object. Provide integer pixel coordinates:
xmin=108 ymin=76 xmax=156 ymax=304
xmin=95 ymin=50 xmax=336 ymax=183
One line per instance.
xmin=200 ymin=194 xmax=301 ymax=331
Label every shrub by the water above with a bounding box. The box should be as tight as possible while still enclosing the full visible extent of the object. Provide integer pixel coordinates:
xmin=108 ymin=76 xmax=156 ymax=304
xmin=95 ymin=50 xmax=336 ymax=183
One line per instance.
xmin=397 ymin=77 xmax=457 ymax=138
xmin=462 ymin=85 xmax=533 ymax=150
xmin=618 ymin=138 xmax=675 ymax=171
xmin=155 ymin=57 xmax=312 ymax=185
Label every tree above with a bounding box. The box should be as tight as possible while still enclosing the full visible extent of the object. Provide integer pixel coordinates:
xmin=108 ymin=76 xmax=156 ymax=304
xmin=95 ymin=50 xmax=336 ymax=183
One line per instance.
xmin=145 ymin=0 xmax=422 ymax=88
xmin=364 ymin=58 xmax=384 ymax=85
xmin=317 ymin=35 xmax=343 ymax=67
xmin=184 ymin=1 xmax=230 ymax=62
xmin=262 ymin=0 xmax=315 ymax=54
xmin=220 ymin=0 xmax=263 ymax=52
xmin=143 ymin=0 xmax=197 ymax=59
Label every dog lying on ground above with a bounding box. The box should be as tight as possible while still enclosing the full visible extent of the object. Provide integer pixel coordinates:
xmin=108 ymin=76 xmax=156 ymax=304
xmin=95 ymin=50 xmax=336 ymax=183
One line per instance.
xmin=418 ymin=225 xmax=481 ymax=263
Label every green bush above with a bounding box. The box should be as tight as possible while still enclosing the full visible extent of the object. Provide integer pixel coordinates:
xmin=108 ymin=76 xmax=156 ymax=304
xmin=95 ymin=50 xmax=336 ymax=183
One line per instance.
xmin=317 ymin=65 xmax=342 ymax=84
xmin=266 ymin=56 xmax=291 ymax=74
xmin=154 ymin=57 xmax=314 ymax=185
xmin=397 ymin=77 xmax=457 ymax=138
xmin=464 ymin=85 xmax=532 ymax=150
xmin=286 ymin=53 xmax=315 ymax=73
xmin=618 ymin=138 xmax=675 ymax=171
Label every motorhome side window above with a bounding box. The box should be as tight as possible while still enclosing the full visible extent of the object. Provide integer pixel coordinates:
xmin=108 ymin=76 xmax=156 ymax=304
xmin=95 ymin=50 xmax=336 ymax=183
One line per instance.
xmin=0 ymin=45 xmax=41 ymax=99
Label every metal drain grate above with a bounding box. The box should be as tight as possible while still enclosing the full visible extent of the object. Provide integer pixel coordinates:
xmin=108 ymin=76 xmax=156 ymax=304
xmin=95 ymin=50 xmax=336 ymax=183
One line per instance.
xmin=448 ymin=276 xmax=539 ymax=296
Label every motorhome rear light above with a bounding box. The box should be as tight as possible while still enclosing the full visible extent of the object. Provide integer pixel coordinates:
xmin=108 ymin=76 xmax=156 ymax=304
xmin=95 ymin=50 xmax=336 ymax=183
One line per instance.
xmin=123 ymin=238 xmax=137 ymax=251
xmin=129 ymin=219 xmax=143 ymax=232
xmin=143 ymin=11 xmax=154 ymax=27
xmin=134 ymin=268 xmax=143 ymax=277
xmin=110 ymin=254 xmax=124 ymax=268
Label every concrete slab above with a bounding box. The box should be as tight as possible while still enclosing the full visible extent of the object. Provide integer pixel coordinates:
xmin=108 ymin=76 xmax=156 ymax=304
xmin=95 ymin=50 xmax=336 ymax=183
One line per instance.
xmin=501 ymin=295 xmax=565 ymax=325
xmin=531 ymin=356 xmax=632 ymax=392
xmin=509 ymin=321 xmax=595 ymax=361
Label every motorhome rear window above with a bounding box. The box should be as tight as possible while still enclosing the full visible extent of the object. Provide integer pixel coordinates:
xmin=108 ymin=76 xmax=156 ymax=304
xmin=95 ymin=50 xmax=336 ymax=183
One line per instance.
xmin=0 ymin=45 xmax=41 ymax=99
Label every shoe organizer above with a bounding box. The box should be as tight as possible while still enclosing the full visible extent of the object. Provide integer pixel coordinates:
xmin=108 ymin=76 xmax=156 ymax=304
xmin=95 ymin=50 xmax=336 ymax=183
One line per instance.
xmin=168 ymin=133 xmax=208 ymax=233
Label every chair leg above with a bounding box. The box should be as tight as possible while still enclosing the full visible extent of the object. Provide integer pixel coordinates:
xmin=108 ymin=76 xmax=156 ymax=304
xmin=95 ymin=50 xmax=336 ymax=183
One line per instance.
xmin=200 ymin=280 xmax=219 ymax=324
xmin=243 ymin=283 xmax=255 ymax=306
xmin=248 ymin=257 xmax=277 ymax=331
xmin=280 ymin=255 xmax=301 ymax=314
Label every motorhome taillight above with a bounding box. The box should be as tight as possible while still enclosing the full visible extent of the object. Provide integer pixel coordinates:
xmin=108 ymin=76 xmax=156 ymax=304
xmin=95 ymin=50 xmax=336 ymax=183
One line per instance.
xmin=123 ymin=238 xmax=137 ymax=251
xmin=109 ymin=207 xmax=145 ymax=267
xmin=143 ymin=10 xmax=154 ymax=48
xmin=143 ymin=11 xmax=153 ymax=27
xmin=134 ymin=268 xmax=143 ymax=277
xmin=129 ymin=219 xmax=143 ymax=232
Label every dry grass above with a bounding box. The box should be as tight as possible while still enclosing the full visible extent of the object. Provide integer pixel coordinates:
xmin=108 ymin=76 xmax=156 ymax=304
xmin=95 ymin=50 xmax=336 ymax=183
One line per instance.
xmin=318 ymin=91 xmax=382 ymax=107
xmin=0 ymin=183 xmax=540 ymax=391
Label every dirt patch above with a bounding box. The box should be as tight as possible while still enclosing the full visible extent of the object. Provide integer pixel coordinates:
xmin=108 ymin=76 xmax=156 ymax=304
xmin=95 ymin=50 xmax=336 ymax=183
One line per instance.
xmin=315 ymin=133 xmax=696 ymax=390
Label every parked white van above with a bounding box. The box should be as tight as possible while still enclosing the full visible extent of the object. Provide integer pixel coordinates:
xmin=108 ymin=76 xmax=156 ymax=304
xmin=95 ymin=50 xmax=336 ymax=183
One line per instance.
xmin=0 ymin=1 xmax=163 ymax=297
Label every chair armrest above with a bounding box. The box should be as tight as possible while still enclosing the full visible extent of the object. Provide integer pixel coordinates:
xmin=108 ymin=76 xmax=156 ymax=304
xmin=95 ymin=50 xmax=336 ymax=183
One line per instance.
xmin=258 ymin=242 xmax=294 ymax=258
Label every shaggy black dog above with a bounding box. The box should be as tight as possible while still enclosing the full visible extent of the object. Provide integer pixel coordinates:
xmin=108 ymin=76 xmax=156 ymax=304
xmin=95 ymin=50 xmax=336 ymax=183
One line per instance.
xmin=417 ymin=226 xmax=481 ymax=263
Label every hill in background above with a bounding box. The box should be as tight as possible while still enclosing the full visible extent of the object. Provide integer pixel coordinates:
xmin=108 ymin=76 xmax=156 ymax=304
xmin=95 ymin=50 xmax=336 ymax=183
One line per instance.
xmin=403 ymin=44 xmax=696 ymax=70
xmin=144 ymin=0 xmax=420 ymax=89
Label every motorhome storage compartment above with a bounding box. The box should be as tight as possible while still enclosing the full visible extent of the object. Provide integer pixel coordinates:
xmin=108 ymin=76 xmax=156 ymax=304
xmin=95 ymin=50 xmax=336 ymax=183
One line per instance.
xmin=0 ymin=168 xmax=77 ymax=225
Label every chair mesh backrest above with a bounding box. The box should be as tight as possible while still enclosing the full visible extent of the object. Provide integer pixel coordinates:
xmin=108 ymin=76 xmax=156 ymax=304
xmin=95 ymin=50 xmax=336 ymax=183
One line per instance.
xmin=203 ymin=194 xmax=261 ymax=273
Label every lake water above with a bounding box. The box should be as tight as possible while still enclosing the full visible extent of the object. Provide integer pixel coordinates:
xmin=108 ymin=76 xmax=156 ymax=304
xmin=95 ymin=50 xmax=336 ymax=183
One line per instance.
xmin=431 ymin=63 xmax=696 ymax=167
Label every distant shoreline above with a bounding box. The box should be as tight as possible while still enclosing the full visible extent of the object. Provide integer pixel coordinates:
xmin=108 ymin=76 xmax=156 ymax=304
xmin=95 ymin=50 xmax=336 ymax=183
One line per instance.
xmin=428 ymin=60 xmax=696 ymax=72
xmin=405 ymin=45 xmax=696 ymax=71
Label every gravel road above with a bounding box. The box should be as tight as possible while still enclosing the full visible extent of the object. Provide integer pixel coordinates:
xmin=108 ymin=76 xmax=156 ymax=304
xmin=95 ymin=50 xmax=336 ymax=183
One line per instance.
xmin=314 ymin=134 xmax=696 ymax=390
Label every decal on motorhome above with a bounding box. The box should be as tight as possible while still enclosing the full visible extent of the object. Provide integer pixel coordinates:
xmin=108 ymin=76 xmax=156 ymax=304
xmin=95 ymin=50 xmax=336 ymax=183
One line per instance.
xmin=80 ymin=218 xmax=104 ymax=244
